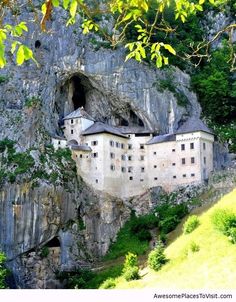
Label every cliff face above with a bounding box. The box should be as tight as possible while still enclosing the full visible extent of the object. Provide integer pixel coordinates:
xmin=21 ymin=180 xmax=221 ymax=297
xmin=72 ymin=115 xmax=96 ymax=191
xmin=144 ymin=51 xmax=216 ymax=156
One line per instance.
xmin=0 ymin=3 xmax=227 ymax=288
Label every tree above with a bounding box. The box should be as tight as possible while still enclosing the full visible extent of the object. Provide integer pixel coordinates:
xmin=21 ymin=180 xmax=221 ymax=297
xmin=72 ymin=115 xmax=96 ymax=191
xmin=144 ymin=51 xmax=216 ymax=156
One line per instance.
xmin=0 ymin=252 xmax=8 ymax=289
xmin=0 ymin=0 xmax=235 ymax=68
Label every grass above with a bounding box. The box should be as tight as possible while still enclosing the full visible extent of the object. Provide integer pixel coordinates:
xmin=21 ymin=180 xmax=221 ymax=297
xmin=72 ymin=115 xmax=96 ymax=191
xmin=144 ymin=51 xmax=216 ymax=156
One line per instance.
xmin=113 ymin=189 xmax=236 ymax=289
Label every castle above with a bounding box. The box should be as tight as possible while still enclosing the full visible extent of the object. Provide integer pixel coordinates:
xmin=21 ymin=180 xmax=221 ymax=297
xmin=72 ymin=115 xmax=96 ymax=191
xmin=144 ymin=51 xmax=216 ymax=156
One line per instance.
xmin=52 ymin=108 xmax=214 ymax=198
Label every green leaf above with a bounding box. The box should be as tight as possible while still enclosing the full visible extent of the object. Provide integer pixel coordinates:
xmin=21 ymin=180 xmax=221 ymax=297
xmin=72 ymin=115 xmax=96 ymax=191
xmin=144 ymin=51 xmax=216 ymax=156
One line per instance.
xmin=52 ymin=0 xmax=60 ymax=7
xmin=41 ymin=3 xmax=47 ymax=15
xmin=23 ymin=46 xmax=33 ymax=60
xmin=11 ymin=41 xmax=20 ymax=54
xmin=63 ymin=0 xmax=70 ymax=9
xmin=18 ymin=22 xmax=28 ymax=32
xmin=16 ymin=45 xmax=25 ymax=65
xmin=156 ymin=55 xmax=163 ymax=68
xmin=70 ymin=0 xmax=78 ymax=18
xmin=163 ymin=44 xmax=176 ymax=55
xmin=122 ymin=12 xmax=133 ymax=22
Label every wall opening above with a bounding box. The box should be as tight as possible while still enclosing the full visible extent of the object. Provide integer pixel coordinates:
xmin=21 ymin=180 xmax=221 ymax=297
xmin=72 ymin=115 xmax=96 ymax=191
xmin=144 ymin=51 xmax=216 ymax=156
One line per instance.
xmin=130 ymin=110 xmax=144 ymax=127
xmin=45 ymin=237 xmax=60 ymax=248
xmin=71 ymin=75 xmax=86 ymax=110
xmin=35 ymin=40 xmax=41 ymax=48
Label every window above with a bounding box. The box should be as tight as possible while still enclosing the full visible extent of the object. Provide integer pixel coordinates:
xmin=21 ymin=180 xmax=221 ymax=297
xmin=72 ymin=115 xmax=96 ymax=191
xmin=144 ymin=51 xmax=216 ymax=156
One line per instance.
xmin=172 ymin=163 xmax=176 ymax=166
xmin=203 ymin=142 xmax=206 ymax=150
xmin=183 ymin=174 xmax=186 ymax=178
xmin=110 ymin=164 xmax=115 ymax=171
xmin=121 ymin=143 xmax=125 ymax=149
xmin=80 ymin=154 xmax=82 ymax=158
xmin=116 ymin=142 xmax=120 ymax=148
xmin=182 ymin=158 xmax=186 ymax=165
xmin=71 ymin=119 xmax=74 ymax=124
xmin=191 ymin=157 xmax=195 ymax=164
xmin=153 ymin=151 xmax=157 ymax=155
xmin=96 ymin=179 xmax=98 ymax=183
xmin=71 ymin=129 xmax=73 ymax=134
xmin=121 ymin=167 xmax=126 ymax=172
xmin=204 ymin=157 xmax=206 ymax=164
xmin=128 ymin=167 xmax=133 ymax=173
xmin=121 ymin=154 xmax=126 ymax=160
xmin=128 ymin=155 xmax=132 ymax=161
xmin=140 ymin=155 xmax=144 ymax=161
xmin=190 ymin=142 xmax=194 ymax=149
xmin=181 ymin=144 xmax=185 ymax=151
xmin=110 ymin=140 xmax=114 ymax=147
xmin=154 ymin=165 xmax=157 ymax=168
xmin=58 ymin=141 xmax=61 ymax=145
xmin=154 ymin=177 xmax=158 ymax=180
xmin=172 ymin=149 xmax=176 ymax=152
xmin=191 ymin=173 xmax=195 ymax=177
xmin=140 ymin=179 xmax=144 ymax=182
xmin=110 ymin=152 xmax=115 ymax=159
xmin=129 ymin=176 xmax=133 ymax=180
xmin=92 ymin=152 xmax=98 ymax=158
xmin=173 ymin=175 xmax=176 ymax=179
xmin=91 ymin=141 xmax=98 ymax=146
xmin=140 ymin=144 xmax=144 ymax=149
xmin=141 ymin=167 xmax=145 ymax=173
xmin=128 ymin=144 xmax=132 ymax=149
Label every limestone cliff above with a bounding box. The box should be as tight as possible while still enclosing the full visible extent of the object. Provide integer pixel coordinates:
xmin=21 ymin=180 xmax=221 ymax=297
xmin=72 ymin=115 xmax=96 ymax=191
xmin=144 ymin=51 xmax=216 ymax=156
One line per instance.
xmin=0 ymin=2 xmax=228 ymax=288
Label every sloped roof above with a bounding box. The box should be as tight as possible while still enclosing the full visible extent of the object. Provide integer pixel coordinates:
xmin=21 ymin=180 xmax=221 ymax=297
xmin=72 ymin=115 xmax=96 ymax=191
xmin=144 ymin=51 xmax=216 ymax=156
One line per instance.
xmin=63 ymin=107 xmax=95 ymax=121
xmin=176 ymin=117 xmax=213 ymax=134
xmin=71 ymin=145 xmax=92 ymax=151
xmin=52 ymin=135 xmax=67 ymax=141
xmin=82 ymin=122 xmax=128 ymax=139
xmin=147 ymin=134 xmax=176 ymax=145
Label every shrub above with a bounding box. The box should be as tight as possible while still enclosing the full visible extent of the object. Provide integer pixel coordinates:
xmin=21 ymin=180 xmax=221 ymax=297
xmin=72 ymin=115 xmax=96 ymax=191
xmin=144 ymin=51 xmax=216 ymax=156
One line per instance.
xmin=0 ymin=252 xmax=8 ymax=289
xmin=189 ymin=241 xmax=200 ymax=253
xmin=99 ymin=278 xmax=116 ymax=289
xmin=183 ymin=215 xmax=200 ymax=234
xmin=137 ymin=229 xmax=152 ymax=241
xmin=122 ymin=253 xmax=140 ymax=281
xmin=123 ymin=266 xmax=140 ymax=281
xmin=228 ymin=227 xmax=236 ymax=244
xmin=148 ymin=242 xmax=167 ymax=271
xmin=211 ymin=209 xmax=236 ymax=235
xmin=40 ymin=246 xmax=49 ymax=258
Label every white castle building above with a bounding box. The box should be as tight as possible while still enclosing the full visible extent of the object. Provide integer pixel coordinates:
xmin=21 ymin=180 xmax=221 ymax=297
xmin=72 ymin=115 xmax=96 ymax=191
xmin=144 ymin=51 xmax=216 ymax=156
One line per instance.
xmin=52 ymin=108 xmax=214 ymax=198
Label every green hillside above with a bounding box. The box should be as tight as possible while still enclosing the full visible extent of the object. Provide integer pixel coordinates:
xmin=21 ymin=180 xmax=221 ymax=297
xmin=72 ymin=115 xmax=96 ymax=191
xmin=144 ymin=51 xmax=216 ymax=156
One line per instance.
xmin=114 ymin=189 xmax=236 ymax=289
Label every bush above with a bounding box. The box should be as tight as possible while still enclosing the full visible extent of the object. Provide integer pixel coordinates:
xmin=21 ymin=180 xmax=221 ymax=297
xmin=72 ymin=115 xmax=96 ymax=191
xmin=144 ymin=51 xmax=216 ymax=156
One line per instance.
xmin=40 ymin=246 xmax=49 ymax=258
xmin=228 ymin=227 xmax=236 ymax=244
xmin=189 ymin=241 xmax=200 ymax=253
xmin=183 ymin=215 xmax=200 ymax=234
xmin=148 ymin=242 xmax=167 ymax=271
xmin=100 ymin=278 xmax=116 ymax=289
xmin=211 ymin=209 xmax=236 ymax=235
xmin=137 ymin=229 xmax=152 ymax=241
xmin=122 ymin=253 xmax=140 ymax=281
xmin=123 ymin=266 xmax=140 ymax=281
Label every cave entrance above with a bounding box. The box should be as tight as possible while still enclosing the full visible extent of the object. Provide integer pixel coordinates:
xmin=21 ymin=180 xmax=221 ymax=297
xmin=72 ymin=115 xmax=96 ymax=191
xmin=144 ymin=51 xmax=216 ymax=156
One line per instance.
xmin=71 ymin=75 xmax=86 ymax=110
xmin=130 ymin=110 xmax=144 ymax=127
xmin=45 ymin=237 xmax=60 ymax=248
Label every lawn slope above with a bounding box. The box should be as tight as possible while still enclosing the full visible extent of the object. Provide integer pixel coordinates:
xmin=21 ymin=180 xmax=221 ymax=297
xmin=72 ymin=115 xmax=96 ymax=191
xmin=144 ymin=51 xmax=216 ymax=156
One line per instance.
xmin=115 ymin=189 xmax=236 ymax=289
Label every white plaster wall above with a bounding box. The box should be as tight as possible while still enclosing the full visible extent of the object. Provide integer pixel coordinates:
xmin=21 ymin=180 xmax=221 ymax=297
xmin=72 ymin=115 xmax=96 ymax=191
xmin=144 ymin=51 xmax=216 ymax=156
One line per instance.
xmin=52 ymin=138 xmax=67 ymax=150
xmin=64 ymin=117 xmax=94 ymax=144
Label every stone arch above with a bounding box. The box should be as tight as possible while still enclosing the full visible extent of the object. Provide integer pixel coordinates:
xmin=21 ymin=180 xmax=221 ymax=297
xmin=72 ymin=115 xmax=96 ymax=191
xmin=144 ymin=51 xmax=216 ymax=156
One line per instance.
xmin=68 ymin=139 xmax=79 ymax=146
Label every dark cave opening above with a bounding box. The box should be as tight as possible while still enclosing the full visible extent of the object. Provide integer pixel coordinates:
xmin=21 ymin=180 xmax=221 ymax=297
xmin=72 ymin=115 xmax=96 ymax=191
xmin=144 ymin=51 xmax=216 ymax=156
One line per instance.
xmin=130 ymin=110 xmax=144 ymax=127
xmin=71 ymin=75 xmax=86 ymax=110
xmin=35 ymin=40 xmax=41 ymax=48
xmin=45 ymin=237 xmax=60 ymax=248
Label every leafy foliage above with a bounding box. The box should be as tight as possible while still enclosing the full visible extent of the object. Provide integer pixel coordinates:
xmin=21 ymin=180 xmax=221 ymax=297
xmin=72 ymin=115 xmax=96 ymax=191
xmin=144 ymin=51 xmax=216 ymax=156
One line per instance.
xmin=148 ymin=241 xmax=167 ymax=271
xmin=211 ymin=209 xmax=236 ymax=236
xmin=99 ymin=278 xmax=117 ymax=289
xmin=122 ymin=252 xmax=140 ymax=281
xmin=183 ymin=215 xmax=200 ymax=234
xmin=0 ymin=252 xmax=7 ymax=289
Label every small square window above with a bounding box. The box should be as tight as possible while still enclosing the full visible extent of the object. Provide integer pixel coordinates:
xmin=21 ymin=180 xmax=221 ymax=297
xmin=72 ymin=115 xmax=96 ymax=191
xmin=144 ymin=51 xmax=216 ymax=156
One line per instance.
xmin=58 ymin=141 xmax=61 ymax=145
xmin=92 ymin=152 xmax=98 ymax=158
xmin=204 ymin=157 xmax=206 ymax=164
xmin=121 ymin=167 xmax=126 ymax=172
xmin=182 ymin=158 xmax=186 ymax=165
xmin=154 ymin=177 xmax=158 ymax=180
xmin=96 ymin=179 xmax=98 ymax=183
xmin=91 ymin=141 xmax=98 ymax=146
xmin=110 ymin=152 xmax=115 ymax=159
xmin=121 ymin=154 xmax=126 ymax=160
xmin=80 ymin=154 xmax=82 ymax=158
xmin=140 ymin=155 xmax=144 ymax=161
xmin=140 ymin=144 xmax=144 ymax=149
xmin=141 ymin=167 xmax=145 ymax=172
xmin=191 ymin=173 xmax=195 ymax=177
xmin=181 ymin=144 xmax=185 ymax=151
xmin=153 ymin=151 xmax=157 ymax=155
xmin=203 ymin=142 xmax=206 ymax=150
xmin=154 ymin=165 xmax=157 ymax=168
xmin=191 ymin=157 xmax=195 ymax=164
xmin=110 ymin=141 xmax=114 ymax=147
xmin=172 ymin=149 xmax=176 ymax=152
xmin=173 ymin=175 xmax=176 ymax=179
xmin=128 ymin=144 xmax=132 ymax=149
xmin=116 ymin=142 xmax=120 ymax=148
xmin=71 ymin=119 xmax=74 ymax=124
xmin=121 ymin=143 xmax=125 ymax=149
xmin=110 ymin=164 xmax=115 ymax=171
xmin=128 ymin=155 xmax=132 ymax=161
xmin=172 ymin=163 xmax=176 ymax=166
xmin=190 ymin=143 xmax=194 ymax=149
xmin=129 ymin=176 xmax=133 ymax=180
xmin=71 ymin=129 xmax=73 ymax=134
xmin=183 ymin=174 xmax=186 ymax=178
xmin=128 ymin=167 xmax=133 ymax=173
xmin=140 ymin=179 xmax=144 ymax=182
